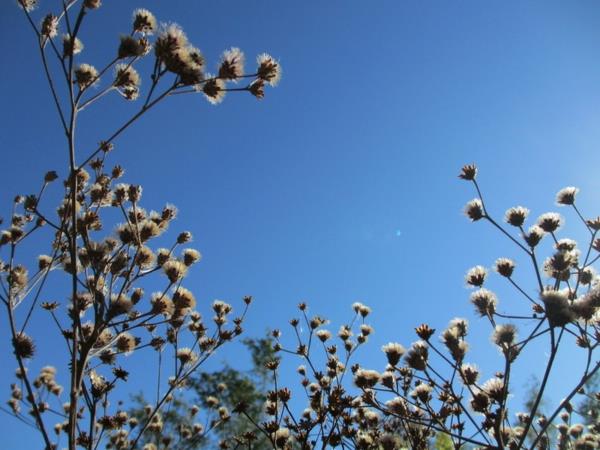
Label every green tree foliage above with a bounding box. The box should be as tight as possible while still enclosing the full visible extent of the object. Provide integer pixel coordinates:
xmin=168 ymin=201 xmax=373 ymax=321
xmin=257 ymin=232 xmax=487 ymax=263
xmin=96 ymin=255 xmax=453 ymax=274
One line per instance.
xmin=129 ymin=336 xmax=275 ymax=449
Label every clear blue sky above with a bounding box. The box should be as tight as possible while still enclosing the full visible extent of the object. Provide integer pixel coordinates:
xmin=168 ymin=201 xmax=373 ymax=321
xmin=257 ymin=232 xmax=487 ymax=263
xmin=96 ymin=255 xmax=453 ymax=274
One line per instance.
xmin=2 ymin=1 xmax=600 ymax=448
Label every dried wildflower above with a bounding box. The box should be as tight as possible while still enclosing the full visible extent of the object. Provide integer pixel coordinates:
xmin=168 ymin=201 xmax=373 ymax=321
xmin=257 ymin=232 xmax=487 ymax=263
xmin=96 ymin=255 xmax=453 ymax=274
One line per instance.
xmin=541 ymin=289 xmax=574 ymax=327
xmin=579 ymin=267 xmax=596 ymax=285
xmin=556 ymin=187 xmax=579 ymax=206
xmin=464 ymin=198 xmax=484 ymax=221
xmin=257 ymin=53 xmax=281 ymax=86
xmin=41 ymin=14 xmax=58 ymax=38
xmin=410 ymin=383 xmax=433 ymax=403
xmin=380 ymin=371 xmax=396 ymax=388
xmin=524 ymin=225 xmax=545 ymax=247
xmin=492 ymin=324 xmax=517 ymax=348
xmin=571 ymin=297 xmax=596 ymax=321
xmin=63 ymin=34 xmax=83 ymax=57
xmin=84 ymin=0 xmax=101 ymax=9
xmin=118 ymin=36 xmax=150 ymax=58
xmin=177 ymin=231 xmax=192 ymax=244
xmin=458 ymin=164 xmax=477 ymax=180
xmin=415 ymin=323 xmax=435 ymax=340
xmin=358 ymin=304 xmax=371 ymax=317
xmin=12 ymin=332 xmax=35 ymax=359
xmin=338 ymin=325 xmax=352 ymax=341
xmin=482 ymin=377 xmax=505 ymax=402
xmin=494 ymin=257 xmax=515 ymax=277
xmin=155 ymin=23 xmax=188 ymax=61
xmin=386 ymin=397 xmax=408 ymax=415
xmin=505 ymin=206 xmax=529 ymax=227
xmin=316 ymin=329 xmax=331 ymax=342
xmin=89 ymin=370 xmax=109 ymax=397
xmin=75 ymin=64 xmax=99 ymax=90
xmin=176 ymin=347 xmax=198 ymax=365
xmin=182 ymin=248 xmax=201 ymax=266
xmin=249 ymin=79 xmax=265 ymax=99
xmin=133 ymin=9 xmax=157 ymax=34
xmin=38 ymin=254 xmax=53 ymax=271
xmin=460 ymin=363 xmax=480 ymax=385
xmin=8 ymin=265 xmax=28 ymax=291
xmin=135 ymin=246 xmax=155 ymax=269
xmin=360 ymin=324 xmax=373 ymax=336
xmin=405 ymin=341 xmax=429 ymax=371
xmin=586 ymin=217 xmax=600 ymax=231
xmin=273 ymin=428 xmax=290 ymax=448
xmin=556 ymin=238 xmax=577 ymax=252
xmin=114 ymin=64 xmax=140 ymax=89
xmin=465 ymin=265 xmax=487 ymax=287
xmin=173 ymin=287 xmax=196 ymax=310
xmin=199 ymin=76 xmax=226 ymax=104
xmin=537 ymin=212 xmax=563 ymax=233
xmin=544 ymin=250 xmax=578 ymax=281
xmin=41 ymin=301 xmax=58 ymax=311
xmin=354 ymin=369 xmax=380 ymax=389
xmin=212 ymin=300 xmax=232 ymax=315
xmin=17 ymin=0 xmax=37 ymax=12
xmin=115 ymin=332 xmax=137 ymax=354
xmin=163 ymin=260 xmax=187 ymax=283
xmin=109 ymin=294 xmax=133 ymax=316
xmin=470 ymin=288 xmax=497 ymax=317
xmin=381 ymin=342 xmax=405 ymax=366
xmin=219 ymin=47 xmax=245 ymax=81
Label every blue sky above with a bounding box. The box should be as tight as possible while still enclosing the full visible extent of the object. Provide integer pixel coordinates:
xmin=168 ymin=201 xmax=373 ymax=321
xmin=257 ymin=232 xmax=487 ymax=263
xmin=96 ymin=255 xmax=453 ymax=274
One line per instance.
xmin=2 ymin=1 xmax=600 ymax=448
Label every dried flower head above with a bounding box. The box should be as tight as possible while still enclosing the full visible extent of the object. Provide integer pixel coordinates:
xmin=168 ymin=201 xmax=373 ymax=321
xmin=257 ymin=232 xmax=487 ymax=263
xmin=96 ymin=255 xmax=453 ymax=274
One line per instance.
xmin=505 ymin=206 xmax=529 ymax=227
xmin=537 ymin=212 xmax=563 ymax=233
xmin=556 ymin=187 xmax=579 ymax=206
xmin=75 ymin=64 xmax=99 ymax=90
xmin=84 ymin=0 xmax=101 ymax=9
xmin=405 ymin=341 xmax=429 ymax=371
xmin=579 ymin=267 xmax=596 ymax=286
xmin=163 ymin=260 xmax=188 ymax=283
xmin=12 ymin=332 xmax=35 ymax=359
xmin=257 ymin=53 xmax=281 ymax=86
xmin=182 ymin=248 xmax=202 ymax=266
xmin=114 ymin=64 xmax=140 ymax=89
xmin=459 ymin=363 xmax=480 ymax=385
xmin=173 ymin=287 xmax=196 ymax=310
xmin=381 ymin=342 xmax=405 ymax=366
xmin=17 ymin=0 xmax=37 ymax=12
xmin=492 ymin=324 xmax=517 ymax=348
xmin=410 ymin=383 xmax=433 ymax=403
xmin=541 ymin=289 xmax=574 ymax=328
xmin=354 ymin=369 xmax=380 ymax=389
xmin=118 ymin=36 xmax=150 ymax=59
xmin=459 ymin=164 xmax=477 ymax=181
xmin=41 ymin=14 xmax=58 ymax=38
xmin=176 ymin=347 xmax=198 ymax=365
xmin=524 ymin=225 xmax=545 ymax=248
xmin=199 ymin=76 xmax=226 ymax=104
xmin=155 ymin=23 xmax=188 ymax=62
xmin=494 ymin=258 xmax=515 ymax=277
xmin=415 ymin=323 xmax=435 ymax=340
xmin=63 ymin=34 xmax=83 ymax=57
xmin=133 ymin=9 xmax=157 ymax=34
xmin=249 ymin=79 xmax=265 ymax=99
xmin=464 ymin=199 xmax=484 ymax=221
xmin=465 ymin=265 xmax=487 ymax=287
xmin=470 ymin=288 xmax=497 ymax=317
xmin=316 ymin=329 xmax=331 ymax=342
xmin=219 ymin=47 xmax=244 ymax=81
xmin=177 ymin=231 xmax=192 ymax=244
xmin=115 ymin=332 xmax=137 ymax=354
xmin=482 ymin=377 xmax=505 ymax=402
